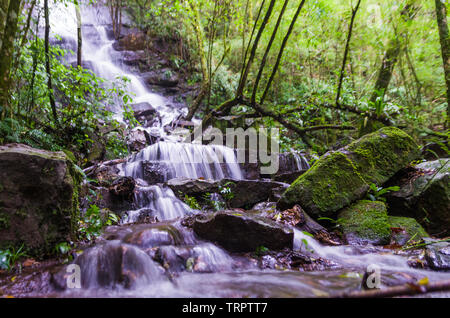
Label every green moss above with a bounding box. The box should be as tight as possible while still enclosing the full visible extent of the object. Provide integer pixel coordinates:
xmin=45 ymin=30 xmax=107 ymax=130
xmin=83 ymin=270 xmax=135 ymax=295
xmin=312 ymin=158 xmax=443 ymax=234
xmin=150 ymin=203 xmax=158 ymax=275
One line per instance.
xmin=388 ymin=216 xmax=429 ymax=243
xmin=280 ymin=151 xmax=368 ymax=217
xmin=345 ymin=127 xmax=420 ymax=185
xmin=338 ymin=200 xmax=391 ymax=245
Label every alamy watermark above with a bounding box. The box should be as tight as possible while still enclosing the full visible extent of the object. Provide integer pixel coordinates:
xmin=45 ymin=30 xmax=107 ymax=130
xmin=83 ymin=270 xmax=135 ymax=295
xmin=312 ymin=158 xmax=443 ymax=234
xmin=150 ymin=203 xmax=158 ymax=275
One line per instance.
xmin=177 ymin=124 xmax=281 ymax=174
xmin=365 ymin=264 xmax=381 ymax=289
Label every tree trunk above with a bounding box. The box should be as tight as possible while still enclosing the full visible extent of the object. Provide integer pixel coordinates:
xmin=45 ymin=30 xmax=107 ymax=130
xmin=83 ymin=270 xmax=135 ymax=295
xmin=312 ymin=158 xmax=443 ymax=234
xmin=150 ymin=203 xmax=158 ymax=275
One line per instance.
xmin=75 ymin=2 xmax=82 ymax=66
xmin=435 ymin=0 xmax=450 ymax=128
xmin=0 ymin=0 xmax=22 ymax=119
xmin=370 ymin=2 xmax=418 ymax=104
xmin=44 ymin=0 xmax=59 ymax=125
xmin=0 ymin=0 xmax=10 ymax=45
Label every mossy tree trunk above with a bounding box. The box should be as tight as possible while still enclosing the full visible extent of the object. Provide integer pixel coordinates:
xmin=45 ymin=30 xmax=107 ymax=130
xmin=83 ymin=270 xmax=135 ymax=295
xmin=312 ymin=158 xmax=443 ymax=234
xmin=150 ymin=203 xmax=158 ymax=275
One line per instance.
xmin=0 ymin=0 xmax=22 ymax=120
xmin=185 ymin=0 xmax=209 ymax=121
xmin=0 ymin=0 xmax=10 ymax=43
xmin=370 ymin=1 xmax=418 ymax=104
xmin=435 ymin=0 xmax=450 ymax=128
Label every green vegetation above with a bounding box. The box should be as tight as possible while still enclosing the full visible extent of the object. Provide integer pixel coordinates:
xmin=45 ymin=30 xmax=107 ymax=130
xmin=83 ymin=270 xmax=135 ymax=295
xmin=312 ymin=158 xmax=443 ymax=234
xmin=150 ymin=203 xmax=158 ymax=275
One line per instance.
xmin=78 ymin=204 xmax=119 ymax=241
xmin=0 ymin=244 xmax=27 ymax=271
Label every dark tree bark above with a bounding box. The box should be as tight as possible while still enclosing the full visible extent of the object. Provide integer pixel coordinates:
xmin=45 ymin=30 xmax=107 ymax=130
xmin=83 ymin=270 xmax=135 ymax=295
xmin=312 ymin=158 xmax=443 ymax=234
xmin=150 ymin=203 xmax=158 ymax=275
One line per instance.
xmin=44 ymin=0 xmax=59 ymax=125
xmin=435 ymin=0 xmax=450 ymax=127
xmin=0 ymin=0 xmax=9 ymax=42
xmin=76 ymin=2 xmax=82 ymax=67
xmin=0 ymin=0 xmax=22 ymax=119
xmin=335 ymin=0 xmax=362 ymax=107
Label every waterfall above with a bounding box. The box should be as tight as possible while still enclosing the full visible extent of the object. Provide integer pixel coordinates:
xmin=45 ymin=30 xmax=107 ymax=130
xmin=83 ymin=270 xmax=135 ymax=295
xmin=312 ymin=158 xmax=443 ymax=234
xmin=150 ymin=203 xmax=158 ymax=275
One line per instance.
xmin=122 ymin=141 xmax=243 ymax=182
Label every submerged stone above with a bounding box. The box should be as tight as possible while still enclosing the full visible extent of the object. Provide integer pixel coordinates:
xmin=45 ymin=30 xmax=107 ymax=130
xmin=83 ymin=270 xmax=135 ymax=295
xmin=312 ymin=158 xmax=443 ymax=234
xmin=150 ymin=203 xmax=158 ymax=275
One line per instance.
xmin=278 ymin=127 xmax=420 ymax=218
xmin=337 ymin=200 xmax=391 ymax=246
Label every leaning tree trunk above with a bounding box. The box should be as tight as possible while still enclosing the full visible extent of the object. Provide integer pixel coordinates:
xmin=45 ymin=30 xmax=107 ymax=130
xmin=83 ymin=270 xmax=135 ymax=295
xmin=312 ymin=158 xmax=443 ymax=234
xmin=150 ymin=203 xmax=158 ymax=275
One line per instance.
xmin=435 ymin=0 xmax=450 ymax=128
xmin=0 ymin=0 xmax=22 ymax=119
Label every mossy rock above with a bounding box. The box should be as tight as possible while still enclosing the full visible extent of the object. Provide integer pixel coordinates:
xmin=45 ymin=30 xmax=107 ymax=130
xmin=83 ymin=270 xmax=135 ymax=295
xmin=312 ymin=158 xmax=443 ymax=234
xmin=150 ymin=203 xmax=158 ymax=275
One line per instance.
xmin=337 ymin=200 xmax=391 ymax=245
xmin=344 ymin=127 xmax=420 ymax=185
xmin=388 ymin=216 xmax=429 ymax=246
xmin=278 ymin=127 xmax=420 ymax=218
xmin=0 ymin=144 xmax=83 ymax=258
xmin=278 ymin=151 xmax=368 ymax=217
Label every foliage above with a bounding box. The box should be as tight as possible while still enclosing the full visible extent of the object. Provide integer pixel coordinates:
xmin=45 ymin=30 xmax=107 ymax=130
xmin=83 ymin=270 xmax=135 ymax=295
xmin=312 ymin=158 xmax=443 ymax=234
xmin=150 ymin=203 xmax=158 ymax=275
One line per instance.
xmin=183 ymin=194 xmax=201 ymax=210
xmin=0 ymin=244 xmax=27 ymax=271
xmin=366 ymin=183 xmax=400 ymax=202
xmin=78 ymin=204 xmax=119 ymax=241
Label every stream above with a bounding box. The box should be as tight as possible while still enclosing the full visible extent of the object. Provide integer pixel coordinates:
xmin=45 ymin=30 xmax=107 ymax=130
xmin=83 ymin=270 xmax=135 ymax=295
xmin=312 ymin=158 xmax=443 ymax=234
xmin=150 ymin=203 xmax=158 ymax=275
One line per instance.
xmin=27 ymin=1 xmax=450 ymax=298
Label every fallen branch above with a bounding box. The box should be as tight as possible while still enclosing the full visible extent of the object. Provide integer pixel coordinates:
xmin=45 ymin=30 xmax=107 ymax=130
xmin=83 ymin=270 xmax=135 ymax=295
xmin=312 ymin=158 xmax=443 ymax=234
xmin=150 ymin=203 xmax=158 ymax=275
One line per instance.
xmin=336 ymin=279 xmax=450 ymax=298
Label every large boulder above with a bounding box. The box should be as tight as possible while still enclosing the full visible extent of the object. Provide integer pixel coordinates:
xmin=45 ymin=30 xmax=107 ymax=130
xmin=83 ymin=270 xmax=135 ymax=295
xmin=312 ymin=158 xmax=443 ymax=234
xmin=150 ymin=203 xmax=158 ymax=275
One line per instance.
xmin=191 ymin=211 xmax=293 ymax=252
xmin=0 ymin=144 xmax=83 ymax=256
xmin=278 ymin=127 xmax=420 ymax=217
xmin=386 ymin=158 xmax=449 ymax=237
xmin=337 ymin=200 xmax=391 ymax=246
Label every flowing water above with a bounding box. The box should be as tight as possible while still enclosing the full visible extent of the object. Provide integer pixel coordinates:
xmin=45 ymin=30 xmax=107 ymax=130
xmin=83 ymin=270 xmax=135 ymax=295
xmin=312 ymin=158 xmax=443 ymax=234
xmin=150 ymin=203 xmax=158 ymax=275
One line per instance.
xmin=29 ymin=1 xmax=450 ymax=297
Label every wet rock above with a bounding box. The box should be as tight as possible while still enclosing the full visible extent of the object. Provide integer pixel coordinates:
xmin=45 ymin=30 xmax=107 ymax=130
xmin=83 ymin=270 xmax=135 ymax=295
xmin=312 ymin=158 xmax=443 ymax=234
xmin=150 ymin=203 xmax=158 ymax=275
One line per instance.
xmin=131 ymin=102 xmax=156 ymax=126
xmin=85 ymin=161 xmax=122 ymax=187
xmin=222 ymin=178 xmax=289 ymax=209
xmin=109 ymin=176 xmax=136 ymax=199
xmin=337 ymin=200 xmax=391 ymax=246
xmin=113 ymin=31 xmax=147 ymax=51
xmin=126 ymin=129 xmax=148 ymax=152
xmin=385 ymin=159 xmax=449 ymax=237
xmin=95 ymin=186 xmax=134 ymax=214
xmin=167 ymin=177 xmax=286 ymax=209
xmin=121 ymin=208 xmax=158 ymax=225
xmin=122 ymin=224 xmax=184 ymax=248
xmin=167 ymin=177 xmax=219 ymax=198
xmin=0 ymin=144 xmax=82 ymax=256
xmin=278 ymin=127 xmax=420 ymax=217
xmin=240 ymin=162 xmax=260 ymax=180
xmin=142 ymin=161 xmax=170 ymax=184
xmin=143 ymin=70 xmax=179 ymax=87
xmin=191 ymin=211 xmax=293 ymax=253
xmin=424 ymin=238 xmax=450 ymax=271
xmin=122 ymin=50 xmax=146 ymax=66
xmin=388 ymin=216 xmax=429 ymax=246
xmin=272 ymin=171 xmax=305 ymax=184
